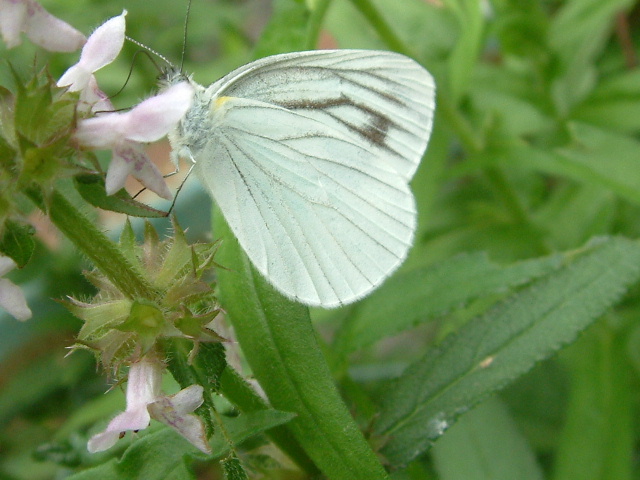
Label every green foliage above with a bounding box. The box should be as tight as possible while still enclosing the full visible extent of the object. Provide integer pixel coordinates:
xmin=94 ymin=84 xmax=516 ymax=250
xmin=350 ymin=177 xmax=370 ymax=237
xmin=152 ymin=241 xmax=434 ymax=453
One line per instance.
xmin=66 ymin=410 xmax=295 ymax=480
xmin=74 ymin=174 xmax=168 ymax=218
xmin=375 ymin=237 xmax=640 ymax=466
xmin=3 ymin=0 xmax=640 ymax=479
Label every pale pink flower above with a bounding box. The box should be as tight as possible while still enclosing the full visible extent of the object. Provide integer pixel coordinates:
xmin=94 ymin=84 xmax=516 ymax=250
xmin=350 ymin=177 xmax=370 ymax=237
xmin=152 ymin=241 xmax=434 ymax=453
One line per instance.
xmin=0 ymin=255 xmax=31 ymax=321
xmin=75 ymin=81 xmax=194 ymax=199
xmin=88 ymin=356 xmax=210 ymax=454
xmin=0 ymin=0 xmax=85 ymax=51
xmin=57 ymin=10 xmax=126 ymax=93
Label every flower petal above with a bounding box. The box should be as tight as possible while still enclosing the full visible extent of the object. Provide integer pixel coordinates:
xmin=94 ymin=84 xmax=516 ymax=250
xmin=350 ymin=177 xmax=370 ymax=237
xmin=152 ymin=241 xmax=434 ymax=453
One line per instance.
xmin=57 ymin=10 xmax=126 ymax=91
xmin=0 ymin=0 xmax=27 ymax=48
xmin=107 ymin=143 xmax=172 ymax=200
xmin=148 ymin=386 xmax=210 ymax=454
xmin=23 ymin=0 xmax=85 ymax=52
xmin=78 ymin=75 xmax=114 ymax=113
xmin=105 ymin=151 xmax=135 ymax=195
xmin=106 ymin=406 xmax=151 ymax=433
xmin=125 ymin=82 xmax=194 ymax=143
xmin=75 ymin=114 xmax=126 ymax=148
xmin=129 ymin=153 xmax=172 ymax=200
xmin=126 ymin=356 xmax=162 ymax=408
xmin=87 ymin=406 xmax=151 ymax=453
xmin=166 ymin=385 xmax=204 ymax=415
xmin=87 ymin=430 xmax=120 ymax=453
xmin=0 ymin=278 xmax=32 ymax=321
xmin=78 ymin=10 xmax=126 ymax=74
xmin=0 ymin=255 xmax=16 ymax=277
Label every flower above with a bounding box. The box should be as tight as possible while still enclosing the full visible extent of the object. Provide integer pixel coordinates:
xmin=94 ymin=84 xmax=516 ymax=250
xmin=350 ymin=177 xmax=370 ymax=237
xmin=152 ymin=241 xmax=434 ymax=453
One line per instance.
xmin=88 ymin=355 xmax=210 ymax=454
xmin=0 ymin=255 xmax=31 ymax=321
xmin=75 ymin=81 xmax=194 ymax=199
xmin=57 ymin=10 xmax=126 ymax=93
xmin=0 ymin=0 xmax=85 ymax=51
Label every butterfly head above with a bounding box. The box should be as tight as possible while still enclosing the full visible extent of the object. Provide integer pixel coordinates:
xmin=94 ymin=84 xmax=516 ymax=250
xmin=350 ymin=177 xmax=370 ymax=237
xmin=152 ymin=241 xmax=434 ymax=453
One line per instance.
xmin=158 ymin=66 xmax=192 ymax=90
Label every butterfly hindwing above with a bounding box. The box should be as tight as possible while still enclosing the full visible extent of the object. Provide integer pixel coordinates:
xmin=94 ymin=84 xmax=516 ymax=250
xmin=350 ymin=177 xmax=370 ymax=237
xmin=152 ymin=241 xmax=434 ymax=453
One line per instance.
xmin=194 ymin=97 xmax=416 ymax=307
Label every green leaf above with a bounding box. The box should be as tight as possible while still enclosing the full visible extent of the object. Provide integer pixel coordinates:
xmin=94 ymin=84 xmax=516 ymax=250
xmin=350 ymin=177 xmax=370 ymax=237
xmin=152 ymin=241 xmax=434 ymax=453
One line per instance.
xmin=74 ymin=174 xmax=168 ymax=218
xmin=553 ymin=326 xmax=634 ymax=480
xmin=491 ymin=0 xmax=548 ymax=58
xmin=445 ymin=0 xmax=484 ymax=103
xmin=67 ymin=411 xmax=295 ymax=480
xmin=252 ymin=0 xmax=309 ymax=58
xmin=214 ymin=209 xmax=388 ymax=479
xmin=0 ymin=219 xmax=35 ymax=267
xmin=374 ymin=236 xmax=640 ymax=466
xmin=548 ymin=0 xmax=635 ymax=113
xmin=573 ymin=70 xmax=640 ymax=134
xmin=431 ymin=397 xmax=544 ymax=480
xmin=192 ymin=342 xmax=227 ymax=392
xmin=493 ymin=124 xmax=640 ymax=207
xmin=335 ymin=252 xmax=564 ymax=353
xmin=221 ymin=456 xmax=249 ymax=480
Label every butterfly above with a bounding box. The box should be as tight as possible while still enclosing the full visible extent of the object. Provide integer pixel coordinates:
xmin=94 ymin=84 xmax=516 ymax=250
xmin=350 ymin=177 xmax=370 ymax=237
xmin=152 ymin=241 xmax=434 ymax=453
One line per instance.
xmin=164 ymin=49 xmax=435 ymax=308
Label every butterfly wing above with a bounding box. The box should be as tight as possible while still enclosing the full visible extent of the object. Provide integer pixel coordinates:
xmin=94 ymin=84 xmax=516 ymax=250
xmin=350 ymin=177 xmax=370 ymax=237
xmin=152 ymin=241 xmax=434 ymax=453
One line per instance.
xmin=208 ymin=50 xmax=435 ymax=181
xmin=193 ymin=96 xmax=417 ymax=307
xmin=182 ymin=50 xmax=435 ymax=307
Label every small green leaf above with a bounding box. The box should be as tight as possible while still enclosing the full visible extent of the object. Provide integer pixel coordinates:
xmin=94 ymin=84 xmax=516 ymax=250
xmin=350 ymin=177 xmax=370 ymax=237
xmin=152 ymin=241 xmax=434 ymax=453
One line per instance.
xmin=432 ymin=398 xmax=544 ymax=480
xmin=335 ymin=252 xmax=563 ymax=353
xmin=221 ymin=456 xmax=248 ymax=480
xmin=0 ymin=219 xmax=35 ymax=267
xmin=192 ymin=342 xmax=227 ymax=392
xmin=74 ymin=174 xmax=168 ymax=218
xmin=375 ymin=237 xmax=640 ymax=466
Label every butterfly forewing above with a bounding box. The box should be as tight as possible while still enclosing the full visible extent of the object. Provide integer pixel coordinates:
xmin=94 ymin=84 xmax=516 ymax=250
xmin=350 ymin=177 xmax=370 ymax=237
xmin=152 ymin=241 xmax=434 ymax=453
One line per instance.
xmin=209 ymin=50 xmax=435 ymax=181
xmin=178 ymin=50 xmax=435 ymax=307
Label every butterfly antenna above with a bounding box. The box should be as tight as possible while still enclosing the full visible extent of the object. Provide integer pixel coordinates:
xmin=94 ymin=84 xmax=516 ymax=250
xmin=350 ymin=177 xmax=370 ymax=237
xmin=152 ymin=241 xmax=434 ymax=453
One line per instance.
xmin=180 ymin=0 xmax=192 ymax=73
xmin=132 ymin=163 xmax=194 ymax=216
xmin=106 ymin=49 xmax=161 ymax=104
xmin=125 ymin=36 xmax=175 ymax=69
xmin=168 ymin=163 xmax=195 ymax=215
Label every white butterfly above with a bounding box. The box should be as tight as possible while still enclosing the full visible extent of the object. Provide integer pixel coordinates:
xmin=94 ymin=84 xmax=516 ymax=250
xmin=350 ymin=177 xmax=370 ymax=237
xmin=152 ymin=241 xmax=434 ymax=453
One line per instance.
xmin=165 ymin=49 xmax=435 ymax=308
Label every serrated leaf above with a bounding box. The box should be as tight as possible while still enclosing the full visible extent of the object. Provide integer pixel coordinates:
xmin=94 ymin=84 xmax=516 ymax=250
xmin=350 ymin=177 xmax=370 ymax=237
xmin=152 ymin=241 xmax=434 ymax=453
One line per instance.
xmin=335 ymin=252 xmax=563 ymax=353
xmin=0 ymin=219 xmax=35 ymax=267
xmin=222 ymin=456 xmax=248 ymax=480
xmin=432 ymin=398 xmax=544 ymax=480
xmin=375 ymin=237 xmax=640 ymax=466
xmin=192 ymin=342 xmax=227 ymax=392
xmin=74 ymin=174 xmax=168 ymax=218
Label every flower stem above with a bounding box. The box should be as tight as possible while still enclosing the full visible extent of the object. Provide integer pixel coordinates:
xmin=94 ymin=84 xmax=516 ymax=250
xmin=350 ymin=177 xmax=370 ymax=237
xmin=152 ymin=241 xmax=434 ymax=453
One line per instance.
xmin=214 ymin=209 xmax=389 ymax=479
xmin=27 ymin=187 xmax=158 ymax=300
xmin=304 ymin=0 xmax=333 ymax=50
xmin=347 ymin=0 xmax=409 ymax=55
